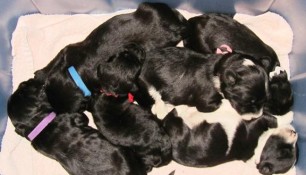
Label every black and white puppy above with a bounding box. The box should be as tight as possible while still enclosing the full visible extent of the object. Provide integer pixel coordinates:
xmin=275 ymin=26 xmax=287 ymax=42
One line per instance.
xmin=34 ymin=2 xmax=188 ymax=113
xmin=89 ymin=94 xmax=172 ymax=172
xmin=138 ymin=47 xmax=269 ymax=119
xmin=7 ymin=79 xmax=147 ymax=175
xmin=159 ymin=100 xmax=298 ymax=175
xmin=183 ymin=13 xmax=293 ymax=115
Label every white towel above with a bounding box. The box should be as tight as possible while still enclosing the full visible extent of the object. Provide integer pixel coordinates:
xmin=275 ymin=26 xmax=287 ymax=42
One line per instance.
xmin=0 ymin=10 xmax=294 ymax=175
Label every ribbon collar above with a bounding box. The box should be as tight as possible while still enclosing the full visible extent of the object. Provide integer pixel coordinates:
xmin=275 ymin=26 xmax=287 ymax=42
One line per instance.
xmin=100 ymin=89 xmax=134 ymax=102
xmin=28 ymin=112 xmax=56 ymax=141
xmin=68 ymin=66 xmax=91 ymax=97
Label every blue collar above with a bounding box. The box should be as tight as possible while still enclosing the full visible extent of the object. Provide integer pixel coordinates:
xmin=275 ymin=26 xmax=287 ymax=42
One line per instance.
xmin=68 ymin=66 xmax=91 ymax=96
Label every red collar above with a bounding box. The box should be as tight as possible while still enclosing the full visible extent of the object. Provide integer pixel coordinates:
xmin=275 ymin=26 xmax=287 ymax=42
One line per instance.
xmin=100 ymin=89 xmax=134 ymax=103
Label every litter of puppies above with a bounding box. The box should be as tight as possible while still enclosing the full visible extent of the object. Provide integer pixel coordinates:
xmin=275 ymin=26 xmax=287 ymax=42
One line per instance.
xmin=7 ymin=2 xmax=297 ymax=175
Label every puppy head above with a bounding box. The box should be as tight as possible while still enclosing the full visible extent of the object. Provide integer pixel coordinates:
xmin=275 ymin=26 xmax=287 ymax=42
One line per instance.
xmin=218 ymin=54 xmax=269 ymax=116
xmin=7 ymin=78 xmax=52 ymax=136
xmin=257 ymin=125 xmax=298 ymax=175
xmin=264 ymin=70 xmax=293 ymax=115
xmin=97 ymin=43 xmax=145 ymax=95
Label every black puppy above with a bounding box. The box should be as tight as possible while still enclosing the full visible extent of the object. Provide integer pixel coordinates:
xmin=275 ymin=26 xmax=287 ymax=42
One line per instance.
xmin=160 ymin=101 xmax=298 ymax=175
xmin=89 ymin=94 xmax=172 ymax=172
xmin=34 ymin=43 xmax=145 ymax=113
xmin=184 ymin=13 xmax=278 ymax=73
xmin=34 ymin=2 xmax=188 ymax=113
xmin=138 ymin=47 xmax=269 ymax=119
xmin=183 ymin=13 xmax=293 ymax=115
xmin=7 ymin=79 xmax=147 ymax=175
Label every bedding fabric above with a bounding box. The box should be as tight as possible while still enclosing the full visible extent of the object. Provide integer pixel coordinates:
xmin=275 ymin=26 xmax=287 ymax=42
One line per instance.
xmin=0 ymin=10 xmax=296 ymax=175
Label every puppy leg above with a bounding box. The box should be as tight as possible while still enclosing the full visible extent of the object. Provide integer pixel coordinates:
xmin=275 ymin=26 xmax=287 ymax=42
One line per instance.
xmin=149 ymin=87 xmax=175 ymax=119
xmin=162 ymin=109 xmax=191 ymax=150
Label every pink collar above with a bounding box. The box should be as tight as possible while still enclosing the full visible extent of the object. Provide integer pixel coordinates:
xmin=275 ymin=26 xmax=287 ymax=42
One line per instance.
xmin=27 ymin=112 xmax=56 ymax=141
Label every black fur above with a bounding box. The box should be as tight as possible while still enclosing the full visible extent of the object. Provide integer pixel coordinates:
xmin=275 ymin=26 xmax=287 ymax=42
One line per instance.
xmin=89 ymin=94 xmax=172 ymax=172
xmin=257 ymin=130 xmax=298 ymax=175
xmin=183 ymin=13 xmax=293 ymax=115
xmin=162 ymin=109 xmax=298 ymax=174
xmin=265 ymin=70 xmax=293 ymax=115
xmin=184 ymin=13 xmax=278 ymax=73
xmin=34 ymin=2 xmax=187 ymax=113
xmin=138 ymin=47 xmax=268 ymax=115
xmin=7 ymin=79 xmax=147 ymax=175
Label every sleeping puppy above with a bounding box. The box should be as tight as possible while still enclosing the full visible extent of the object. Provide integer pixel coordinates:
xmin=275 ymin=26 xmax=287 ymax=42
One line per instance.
xmin=183 ymin=13 xmax=293 ymax=115
xmin=183 ymin=13 xmax=278 ymax=73
xmin=138 ymin=47 xmax=269 ymax=119
xmin=7 ymin=79 xmax=147 ymax=175
xmin=34 ymin=2 xmax=188 ymax=113
xmin=159 ymin=100 xmax=298 ymax=175
xmin=89 ymin=94 xmax=172 ymax=172
xmin=35 ymin=43 xmax=145 ymax=113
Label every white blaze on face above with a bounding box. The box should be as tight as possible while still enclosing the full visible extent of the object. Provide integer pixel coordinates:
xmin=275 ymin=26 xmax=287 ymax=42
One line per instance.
xmin=247 ymin=124 xmax=298 ymax=167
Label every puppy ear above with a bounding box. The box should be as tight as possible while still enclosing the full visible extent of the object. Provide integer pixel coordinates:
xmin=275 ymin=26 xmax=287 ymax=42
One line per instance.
xmin=260 ymin=56 xmax=272 ymax=72
xmin=224 ymin=69 xmax=237 ymax=86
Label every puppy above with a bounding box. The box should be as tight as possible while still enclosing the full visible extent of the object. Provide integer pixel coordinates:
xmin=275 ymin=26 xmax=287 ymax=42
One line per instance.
xmin=34 ymin=2 xmax=188 ymax=113
xmin=138 ymin=47 xmax=269 ymax=119
xmin=89 ymin=94 xmax=172 ymax=172
xmin=183 ymin=13 xmax=293 ymax=115
xmin=7 ymin=79 xmax=147 ymax=175
xmin=35 ymin=43 xmax=145 ymax=113
xmin=184 ymin=13 xmax=278 ymax=73
xmin=160 ymin=100 xmax=298 ymax=175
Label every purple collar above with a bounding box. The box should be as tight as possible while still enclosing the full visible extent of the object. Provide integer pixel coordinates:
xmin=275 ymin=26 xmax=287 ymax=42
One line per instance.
xmin=27 ymin=112 xmax=56 ymax=141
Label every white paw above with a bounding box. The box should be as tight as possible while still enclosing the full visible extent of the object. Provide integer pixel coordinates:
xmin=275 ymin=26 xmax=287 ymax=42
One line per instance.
xmin=269 ymin=66 xmax=284 ymax=78
xmin=152 ymin=101 xmax=174 ymax=120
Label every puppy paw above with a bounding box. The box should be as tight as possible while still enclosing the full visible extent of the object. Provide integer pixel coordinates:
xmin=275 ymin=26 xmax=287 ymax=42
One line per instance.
xmin=269 ymin=66 xmax=285 ymax=78
xmin=152 ymin=101 xmax=174 ymax=120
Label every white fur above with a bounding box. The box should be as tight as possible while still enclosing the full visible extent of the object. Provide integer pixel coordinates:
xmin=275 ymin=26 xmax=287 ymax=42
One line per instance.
xmin=149 ymin=87 xmax=175 ymax=119
xmin=240 ymin=108 xmax=263 ymax=120
xmin=175 ymin=99 xmax=242 ymax=154
xmin=247 ymin=124 xmax=297 ymax=167
xmin=243 ymin=59 xmax=255 ymax=66
xmin=269 ymin=66 xmax=286 ymax=78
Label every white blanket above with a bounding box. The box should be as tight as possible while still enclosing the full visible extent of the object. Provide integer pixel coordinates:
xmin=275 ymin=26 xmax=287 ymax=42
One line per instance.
xmin=0 ymin=10 xmax=294 ymax=175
